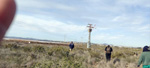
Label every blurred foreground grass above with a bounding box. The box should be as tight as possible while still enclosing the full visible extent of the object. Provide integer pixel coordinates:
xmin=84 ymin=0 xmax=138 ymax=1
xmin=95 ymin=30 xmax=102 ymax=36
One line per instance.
xmin=0 ymin=40 xmax=142 ymax=68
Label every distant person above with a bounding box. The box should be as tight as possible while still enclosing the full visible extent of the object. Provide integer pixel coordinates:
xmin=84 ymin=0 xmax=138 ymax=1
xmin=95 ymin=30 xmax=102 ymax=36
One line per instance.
xmin=0 ymin=0 xmax=16 ymax=42
xmin=138 ymin=46 xmax=150 ymax=68
xmin=69 ymin=42 xmax=74 ymax=51
xmin=105 ymin=45 xmax=113 ymax=61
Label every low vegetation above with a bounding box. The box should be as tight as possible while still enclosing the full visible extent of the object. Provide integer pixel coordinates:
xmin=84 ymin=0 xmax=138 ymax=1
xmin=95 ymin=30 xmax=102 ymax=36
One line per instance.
xmin=0 ymin=40 xmax=142 ymax=68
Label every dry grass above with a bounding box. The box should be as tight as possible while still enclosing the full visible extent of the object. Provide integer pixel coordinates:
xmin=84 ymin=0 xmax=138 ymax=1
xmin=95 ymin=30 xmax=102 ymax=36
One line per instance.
xmin=0 ymin=40 xmax=142 ymax=68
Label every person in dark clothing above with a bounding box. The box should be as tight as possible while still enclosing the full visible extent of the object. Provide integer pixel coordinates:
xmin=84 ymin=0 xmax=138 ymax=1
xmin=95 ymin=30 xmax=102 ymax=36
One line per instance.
xmin=69 ymin=42 xmax=74 ymax=51
xmin=105 ymin=45 xmax=113 ymax=61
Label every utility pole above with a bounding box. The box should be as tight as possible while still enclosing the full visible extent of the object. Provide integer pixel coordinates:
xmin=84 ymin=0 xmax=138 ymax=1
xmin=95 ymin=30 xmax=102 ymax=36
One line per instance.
xmin=87 ymin=24 xmax=94 ymax=48
xmin=81 ymin=37 xmax=83 ymax=46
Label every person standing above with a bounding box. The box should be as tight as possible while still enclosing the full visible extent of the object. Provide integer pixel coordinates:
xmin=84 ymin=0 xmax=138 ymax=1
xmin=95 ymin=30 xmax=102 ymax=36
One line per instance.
xmin=105 ymin=45 xmax=113 ymax=61
xmin=138 ymin=46 xmax=150 ymax=68
xmin=69 ymin=41 xmax=74 ymax=51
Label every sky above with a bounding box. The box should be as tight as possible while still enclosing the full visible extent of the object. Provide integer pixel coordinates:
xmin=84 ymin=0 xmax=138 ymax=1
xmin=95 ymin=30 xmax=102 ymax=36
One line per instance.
xmin=6 ymin=0 xmax=150 ymax=47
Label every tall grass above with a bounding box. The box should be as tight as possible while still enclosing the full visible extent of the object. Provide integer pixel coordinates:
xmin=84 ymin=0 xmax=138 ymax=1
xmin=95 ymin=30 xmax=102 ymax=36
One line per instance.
xmin=0 ymin=40 xmax=142 ymax=68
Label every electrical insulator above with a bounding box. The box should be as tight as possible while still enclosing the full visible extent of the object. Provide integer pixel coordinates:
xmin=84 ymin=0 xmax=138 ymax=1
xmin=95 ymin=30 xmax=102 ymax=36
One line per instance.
xmin=89 ymin=29 xmax=92 ymax=32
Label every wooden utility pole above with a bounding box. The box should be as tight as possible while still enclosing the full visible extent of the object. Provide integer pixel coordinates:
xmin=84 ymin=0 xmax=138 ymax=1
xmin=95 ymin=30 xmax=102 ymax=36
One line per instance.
xmin=87 ymin=24 xmax=94 ymax=48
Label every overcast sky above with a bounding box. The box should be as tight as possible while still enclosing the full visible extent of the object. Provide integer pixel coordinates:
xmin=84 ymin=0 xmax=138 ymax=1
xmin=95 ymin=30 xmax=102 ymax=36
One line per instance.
xmin=6 ymin=0 xmax=150 ymax=47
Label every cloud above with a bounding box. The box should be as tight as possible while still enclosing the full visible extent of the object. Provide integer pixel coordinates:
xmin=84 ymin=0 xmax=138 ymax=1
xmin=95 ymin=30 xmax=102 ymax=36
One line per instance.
xmin=96 ymin=27 xmax=110 ymax=31
xmin=112 ymin=15 xmax=145 ymax=25
xmin=12 ymin=14 xmax=86 ymax=34
xmin=116 ymin=0 xmax=150 ymax=8
xmin=131 ymin=25 xmax=150 ymax=33
xmin=111 ymin=15 xmax=150 ymax=33
xmin=7 ymin=0 xmax=150 ymax=47
xmin=93 ymin=34 xmax=125 ymax=40
xmin=16 ymin=0 xmax=77 ymax=11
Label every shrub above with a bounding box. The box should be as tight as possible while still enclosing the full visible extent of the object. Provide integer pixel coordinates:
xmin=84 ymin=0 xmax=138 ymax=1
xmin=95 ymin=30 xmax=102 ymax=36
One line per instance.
xmin=33 ymin=46 xmax=45 ymax=53
xmin=112 ymin=52 xmax=126 ymax=59
xmin=88 ymin=49 xmax=100 ymax=58
xmin=48 ymin=46 xmax=69 ymax=57
xmin=23 ymin=46 xmax=32 ymax=52
xmin=3 ymin=43 xmax=20 ymax=49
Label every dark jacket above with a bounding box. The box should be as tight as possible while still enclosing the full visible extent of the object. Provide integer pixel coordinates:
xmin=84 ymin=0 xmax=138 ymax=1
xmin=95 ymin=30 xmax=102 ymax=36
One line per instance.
xmin=105 ymin=47 xmax=113 ymax=53
xmin=69 ymin=43 xmax=74 ymax=49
